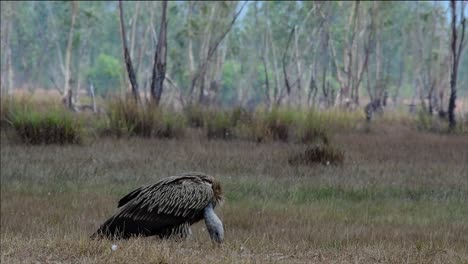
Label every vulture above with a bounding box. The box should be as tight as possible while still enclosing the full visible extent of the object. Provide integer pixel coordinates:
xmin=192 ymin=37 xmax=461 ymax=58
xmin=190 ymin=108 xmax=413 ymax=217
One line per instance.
xmin=91 ymin=172 xmax=224 ymax=243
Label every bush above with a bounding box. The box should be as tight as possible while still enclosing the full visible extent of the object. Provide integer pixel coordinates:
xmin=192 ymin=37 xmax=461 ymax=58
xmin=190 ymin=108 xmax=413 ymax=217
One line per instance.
xmin=184 ymin=104 xmax=207 ymax=128
xmin=230 ymin=106 xmax=254 ymax=127
xmin=288 ymin=143 xmax=344 ymax=166
xmin=7 ymin=104 xmax=83 ymax=145
xmin=205 ymin=111 xmax=234 ymax=140
xmin=260 ymin=108 xmax=296 ymax=142
xmin=101 ymin=98 xmax=185 ymax=138
xmin=295 ymin=111 xmax=330 ymax=144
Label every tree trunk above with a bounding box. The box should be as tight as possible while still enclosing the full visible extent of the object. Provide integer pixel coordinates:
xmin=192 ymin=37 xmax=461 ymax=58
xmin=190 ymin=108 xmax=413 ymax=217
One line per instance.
xmin=1 ymin=1 xmax=14 ymax=98
xmin=265 ymin=5 xmax=282 ymax=106
xmin=257 ymin=3 xmax=270 ymax=108
xmin=293 ymin=25 xmax=303 ymax=106
xmin=118 ymin=0 xmax=140 ymax=103
xmin=282 ymin=28 xmax=295 ymax=106
xmin=448 ymin=0 xmax=466 ymax=130
xmin=150 ymin=0 xmax=168 ymax=105
xmin=197 ymin=4 xmax=217 ymax=104
xmin=187 ymin=2 xmax=195 ymax=99
xmin=129 ymin=1 xmax=140 ymax=61
xmin=63 ymin=1 xmax=78 ymax=109
xmin=136 ymin=3 xmax=153 ymax=75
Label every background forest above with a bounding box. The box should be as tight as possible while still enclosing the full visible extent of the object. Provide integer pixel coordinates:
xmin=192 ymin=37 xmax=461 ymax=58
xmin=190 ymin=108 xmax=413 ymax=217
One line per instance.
xmin=1 ymin=1 xmax=467 ymax=114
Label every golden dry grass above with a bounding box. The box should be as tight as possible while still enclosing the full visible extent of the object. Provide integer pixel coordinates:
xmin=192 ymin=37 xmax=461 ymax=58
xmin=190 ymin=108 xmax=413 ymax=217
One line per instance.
xmin=1 ymin=128 xmax=468 ymax=263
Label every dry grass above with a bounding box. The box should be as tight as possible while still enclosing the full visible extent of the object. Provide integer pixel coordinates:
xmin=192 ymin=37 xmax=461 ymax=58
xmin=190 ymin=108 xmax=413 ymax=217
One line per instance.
xmin=1 ymin=127 xmax=468 ymax=263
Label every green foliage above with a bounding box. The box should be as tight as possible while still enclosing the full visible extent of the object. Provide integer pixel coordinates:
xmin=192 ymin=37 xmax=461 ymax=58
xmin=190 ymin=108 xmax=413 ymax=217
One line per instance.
xmin=86 ymin=53 xmax=122 ymax=96
xmin=6 ymin=103 xmax=83 ymax=145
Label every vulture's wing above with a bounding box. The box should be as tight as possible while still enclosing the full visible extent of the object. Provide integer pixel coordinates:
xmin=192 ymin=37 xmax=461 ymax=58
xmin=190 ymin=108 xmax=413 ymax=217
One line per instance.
xmin=93 ymin=175 xmax=214 ymax=239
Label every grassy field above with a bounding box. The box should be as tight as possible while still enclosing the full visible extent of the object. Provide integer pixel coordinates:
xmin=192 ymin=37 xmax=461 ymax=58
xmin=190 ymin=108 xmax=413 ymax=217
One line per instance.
xmin=1 ymin=126 xmax=468 ymax=263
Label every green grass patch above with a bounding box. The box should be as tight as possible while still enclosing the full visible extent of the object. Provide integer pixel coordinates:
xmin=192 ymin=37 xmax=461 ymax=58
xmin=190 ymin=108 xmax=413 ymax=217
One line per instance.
xmin=99 ymin=98 xmax=186 ymax=138
xmin=5 ymin=102 xmax=83 ymax=145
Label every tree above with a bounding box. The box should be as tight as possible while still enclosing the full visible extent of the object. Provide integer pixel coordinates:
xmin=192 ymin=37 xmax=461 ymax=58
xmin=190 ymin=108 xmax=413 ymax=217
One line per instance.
xmin=0 ymin=1 xmax=14 ymax=98
xmin=448 ymin=0 xmax=466 ymax=130
xmin=118 ymin=0 xmax=140 ymax=103
xmin=150 ymin=0 xmax=168 ymax=105
xmin=62 ymin=1 xmax=78 ymax=110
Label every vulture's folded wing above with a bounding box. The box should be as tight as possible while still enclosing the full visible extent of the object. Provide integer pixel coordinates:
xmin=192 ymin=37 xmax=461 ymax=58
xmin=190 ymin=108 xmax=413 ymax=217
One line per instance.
xmin=93 ymin=175 xmax=214 ymax=239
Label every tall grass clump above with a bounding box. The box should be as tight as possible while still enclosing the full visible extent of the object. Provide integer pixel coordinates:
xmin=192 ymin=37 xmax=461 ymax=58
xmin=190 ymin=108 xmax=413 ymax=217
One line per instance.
xmin=294 ymin=111 xmax=330 ymax=144
xmin=250 ymin=108 xmax=297 ymax=142
xmin=204 ymin=106 xmax=255 ymax=140
xmin=204 ymin=110 xmax=234 ymax=140
xmin=101 ymin=98 xmax=185 ymax=138
xmin=1 ymin=97 xmax=14 ymax=127
xmin=414 ymin=110 xmax=453 ymax=133
xmin=183 ymin=104 xmax=208 ymax=128
xmin=6 ymin=103 xmax=83 ymax=144
xmin=414 ymin=110 xmax=467 ymax=134
xmin=288 ymin=142 xmax=345 ymax=166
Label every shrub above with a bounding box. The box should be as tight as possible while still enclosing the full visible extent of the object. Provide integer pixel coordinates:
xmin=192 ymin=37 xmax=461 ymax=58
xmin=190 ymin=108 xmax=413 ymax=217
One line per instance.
xmin=414 ymin=110 xmax=451 ymax=133
xmin=161 ymin=111 xmax=186 ymax=139
xmin=7 ymin=104 xmax=83 ymax=145
xmin=262 ymin=108 xmax=296 ymax=142
xmin=205 ymin=111 xmax=234 ymax=140
xmin=230 ymin=106 xmax=254 ymax=127
xmin=288 ymin=143 xmax=344 ymax=166
xmin=294 ymin=111 xmax=330 ymax=145
xmin=184 ymin=104 xmax=207 ymax=128
xmin=101 ymin=98 xmax=185 ymax=138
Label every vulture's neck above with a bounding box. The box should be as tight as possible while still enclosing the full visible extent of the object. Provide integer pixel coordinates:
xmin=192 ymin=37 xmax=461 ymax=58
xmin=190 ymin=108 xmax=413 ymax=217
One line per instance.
xmin=204 ymin=203 xmax=224 ymax=243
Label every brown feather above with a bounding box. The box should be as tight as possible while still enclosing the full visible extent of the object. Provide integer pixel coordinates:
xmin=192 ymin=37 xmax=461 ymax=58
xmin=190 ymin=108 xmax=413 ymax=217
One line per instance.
xmin=91 ymin=172 xmax=223 ymax=240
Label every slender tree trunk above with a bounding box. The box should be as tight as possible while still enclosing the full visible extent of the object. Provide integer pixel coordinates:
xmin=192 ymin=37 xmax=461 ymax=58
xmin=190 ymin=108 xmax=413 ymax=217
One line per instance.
xmin=129 ymin=1 xmax=140 ymax=61
xmin=136 ymin=5 xmax=152 ymax=74
xmin=63 ymin=1 xmax=78 ymax=109
xmin=282 ymin=28 xmax=295 ymax=106
xmin=257 ymin=3 xmax=270 ymax=108
xmin=266 ymin=7 xmax=281 ymax=106
xmin=150 ymin=0 xmax=168 ymax=105
xmin=118 ymin=0 xmax=140 ymax=103
xmin=198 ymin=4 xmax=217 ymax=104
xmin=187 ymin=2 xmax=195 ymax=100
xmin=89 ymin=82 xmax=97 ymax=112
xmin=448 ymin=0 xmax=466 ymax=130
xmin=46 ymin=2 xmax=66 ymax=90
xmin=1 ymin=1 xmax=14 ymax=98
xmin=293 ymin=26 xmax=303 ymax=107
